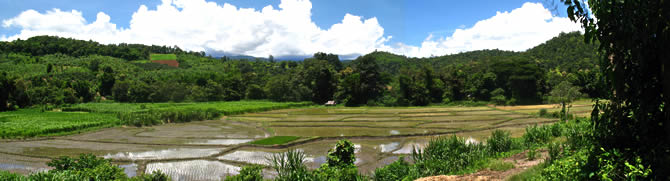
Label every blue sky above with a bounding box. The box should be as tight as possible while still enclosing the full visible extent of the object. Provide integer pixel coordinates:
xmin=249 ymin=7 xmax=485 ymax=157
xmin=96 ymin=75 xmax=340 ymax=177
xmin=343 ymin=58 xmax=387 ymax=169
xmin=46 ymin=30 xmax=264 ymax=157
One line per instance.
xmin=0 ymin=0 xmax=579 ymax=58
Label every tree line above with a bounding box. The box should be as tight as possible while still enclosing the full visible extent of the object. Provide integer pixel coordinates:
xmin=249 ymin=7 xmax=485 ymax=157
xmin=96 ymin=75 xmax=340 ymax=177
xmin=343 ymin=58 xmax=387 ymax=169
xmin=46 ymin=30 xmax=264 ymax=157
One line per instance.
xmin=0 ymin=32 xmax=601 ymax=111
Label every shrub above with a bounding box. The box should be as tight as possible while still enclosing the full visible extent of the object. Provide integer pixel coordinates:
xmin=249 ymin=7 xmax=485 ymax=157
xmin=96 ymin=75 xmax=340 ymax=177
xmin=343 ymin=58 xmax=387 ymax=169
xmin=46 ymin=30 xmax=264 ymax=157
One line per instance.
xmin=411 ymin=136 xmax=488 ymax=177
xmin=549 ymin=123 xmax=563 ymax=137
xmin=538 ymin=109 xmax=548 ymax=117
xmin=268 ymin=149 xmax=312 ymax=181
xmin=326 ymin=139 xmax=356 ymax=168
xmin=486 ymin=130 xmax=513 ymax=154
xmin=373 ymin=157 xmax=413 ymax=181
xmin=0 ymin=170 xmax=28 ymax=181
xmin=522 ymin=124 xmax=551 ymax=147
xmin=542 ymin=149 xmax=590 ymax=180
xmin=225 ymin=165 xmax=263 ymax=181
xmin=546 ymin=142 xmax=563 ymax=164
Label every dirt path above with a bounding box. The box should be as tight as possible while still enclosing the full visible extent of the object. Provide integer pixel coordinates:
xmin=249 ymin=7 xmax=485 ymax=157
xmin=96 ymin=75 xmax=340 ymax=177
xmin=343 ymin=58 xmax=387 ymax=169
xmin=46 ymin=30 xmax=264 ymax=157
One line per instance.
xmin=415 ymin=150 xmax=547 ymax=181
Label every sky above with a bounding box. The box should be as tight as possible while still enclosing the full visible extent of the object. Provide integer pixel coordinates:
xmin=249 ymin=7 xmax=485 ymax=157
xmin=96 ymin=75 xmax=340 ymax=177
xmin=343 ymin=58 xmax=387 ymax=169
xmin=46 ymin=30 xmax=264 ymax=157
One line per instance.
xmin=0 ymin=0 xmax=581 ymax=58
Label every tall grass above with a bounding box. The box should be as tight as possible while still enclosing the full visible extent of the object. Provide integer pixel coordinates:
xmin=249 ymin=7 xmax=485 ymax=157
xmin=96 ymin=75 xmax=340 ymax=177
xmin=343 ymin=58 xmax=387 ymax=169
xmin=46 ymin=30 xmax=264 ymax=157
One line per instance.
xmin=410 ymin=136 xmax=489 ymax=177
xmin=487 ymin=130 xmax=514 ymax=153
xmin=267 ymin=150 xmax=311 ymax=181
xmin=117 ymin=108 xmax=220 ymax=127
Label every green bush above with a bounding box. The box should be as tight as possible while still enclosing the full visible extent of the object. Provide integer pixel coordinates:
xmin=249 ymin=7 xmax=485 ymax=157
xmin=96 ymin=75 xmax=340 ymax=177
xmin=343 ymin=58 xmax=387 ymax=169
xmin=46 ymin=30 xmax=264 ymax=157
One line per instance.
xmin=268 ymin=149 xmax=312 ymax=181
xmin=225 ymin=165 xmax=263 ymax=181
xmin=538 ymin=109 xmax=548 ymax=117
xmin=0 ymin=170 xmax=28 ymax=181
xmin=522 ymin=124 xmax=552 ymax=147
xmin=0 ymin=154 xmax=171 ymax=181
xmin=546 ymin=142 xmax=563 ymax=164
xmin=373 ymin=157 xmax=413 ymax=181
xmin=326 ymin=139 xmax=356 ymax=168
xmin=411 ymin=136 xmax=488 ymax=177
xmin=486 ymin=130 xmax=513 ymax=154
xmin=541 ymin=149 xmax=590 ymax=180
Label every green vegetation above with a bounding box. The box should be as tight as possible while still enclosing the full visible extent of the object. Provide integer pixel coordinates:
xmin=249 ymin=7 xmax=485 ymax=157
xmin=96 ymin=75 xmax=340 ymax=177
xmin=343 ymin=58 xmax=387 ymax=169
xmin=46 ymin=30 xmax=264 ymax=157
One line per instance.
xmin=507 ymin=164 xmax=544 ymax=181
xmin=0 ymin=101 xmax=310 ymax=138
xmin=371 ymin=122 xmax=562 ymax=181
xmin=249 ymin=136 xmax=301 ymax=145
xmin=0 ymin=109 xmax=119 ymax=138
xmin=150 ymin=54 xmax=177 ymax=60
xmin=0 ymin=154 xmax=169 ymax=181
xmin=499 ymin=1 xmax=670 ymax=180
xmin=264 ymin=139 xmax=368 ymax=181
xmin=485 ymin=160 xmax=515 ymax=171
xmin=0 ymin=32 xmax=598 ymax=113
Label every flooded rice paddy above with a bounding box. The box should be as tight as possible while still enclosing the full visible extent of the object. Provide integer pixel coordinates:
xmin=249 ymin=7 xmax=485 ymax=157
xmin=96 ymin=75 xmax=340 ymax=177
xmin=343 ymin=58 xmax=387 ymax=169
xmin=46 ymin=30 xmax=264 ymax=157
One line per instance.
xmin=0 ymin=104 xmax=582 ymax=180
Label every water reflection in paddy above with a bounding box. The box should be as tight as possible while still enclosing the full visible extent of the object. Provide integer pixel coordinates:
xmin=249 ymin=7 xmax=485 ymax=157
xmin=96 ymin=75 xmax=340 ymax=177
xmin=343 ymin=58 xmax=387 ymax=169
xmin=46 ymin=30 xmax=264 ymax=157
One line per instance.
xmin=104 ymin=148 xmax=224 ymax=160
xmin=146 ymin=160 xmax=240 ymax=181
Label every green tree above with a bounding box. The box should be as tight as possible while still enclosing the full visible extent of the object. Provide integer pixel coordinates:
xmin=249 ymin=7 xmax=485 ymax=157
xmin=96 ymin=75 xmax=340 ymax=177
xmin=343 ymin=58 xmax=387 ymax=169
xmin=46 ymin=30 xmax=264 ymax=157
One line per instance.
xmin=565 ymin=0 xmax=670 ymax=179
xmin=490 ymin=88 xmax=506 ymax=105
xmin=549 ymin=81 xmax=582 ymax=120
xmin=314 ymin=52 xmax=343 ymax=71
xmin=302 ymin=59 xmax=337 ymax=104
xmin=0 ymin=72 xmax=14 ymax=111
xmin=336 ymin=54 xmax=385 ymax=106
xmin=99 ymin=66 xmax=115 ymax=97
xmin=111 ymin=80 xmax=131 ymax=102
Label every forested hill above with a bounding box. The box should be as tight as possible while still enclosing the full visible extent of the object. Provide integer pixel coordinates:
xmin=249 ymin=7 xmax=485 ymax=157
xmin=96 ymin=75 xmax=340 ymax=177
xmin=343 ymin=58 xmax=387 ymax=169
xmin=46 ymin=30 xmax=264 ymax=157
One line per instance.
xmin=0 ymin=36 xmax=204 ymax=61
xmin=362 ymin=32 xmax=600 ymax=75
xmin=0 ymin=31 xmax=602 ymax=111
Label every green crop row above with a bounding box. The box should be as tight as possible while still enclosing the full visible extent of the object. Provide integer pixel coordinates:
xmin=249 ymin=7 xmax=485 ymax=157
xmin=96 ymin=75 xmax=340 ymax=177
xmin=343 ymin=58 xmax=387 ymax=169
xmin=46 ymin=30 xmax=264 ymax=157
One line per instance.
xmin=0 ymin=109 xmax=120 ymax=138
xmin=0 ymin=101 xmax=312 ymax=138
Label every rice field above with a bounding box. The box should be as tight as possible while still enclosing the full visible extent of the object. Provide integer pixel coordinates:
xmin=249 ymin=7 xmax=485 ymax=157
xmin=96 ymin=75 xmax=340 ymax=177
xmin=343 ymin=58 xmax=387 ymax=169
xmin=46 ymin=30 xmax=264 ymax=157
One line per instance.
xmin=0 ymin=101 xmax=595 ymax=179
xmin=0 ymin=101 xmax=310 ymax=139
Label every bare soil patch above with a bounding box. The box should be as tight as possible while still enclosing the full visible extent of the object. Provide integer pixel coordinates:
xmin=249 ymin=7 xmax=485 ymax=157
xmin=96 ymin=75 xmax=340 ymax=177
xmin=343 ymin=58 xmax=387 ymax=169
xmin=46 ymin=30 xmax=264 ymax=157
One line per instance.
xmin=415 ymin=150 xmax=548 ymax=181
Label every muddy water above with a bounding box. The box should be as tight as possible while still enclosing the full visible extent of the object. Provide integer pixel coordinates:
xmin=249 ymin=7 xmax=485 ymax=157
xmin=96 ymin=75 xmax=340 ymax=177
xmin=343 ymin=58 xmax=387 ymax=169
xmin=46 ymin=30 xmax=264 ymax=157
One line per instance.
xmin=0 ymin=107 xmax=553 ymax=180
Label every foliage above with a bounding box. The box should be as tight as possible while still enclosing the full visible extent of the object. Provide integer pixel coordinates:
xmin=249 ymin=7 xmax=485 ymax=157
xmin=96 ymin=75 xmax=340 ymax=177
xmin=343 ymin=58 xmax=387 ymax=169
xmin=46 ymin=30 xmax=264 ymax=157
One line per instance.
xmin=490 ymin=88 xmax=506 ymax=105
xmin=225 ymin=165 xmax=264 ymax=181
xmin=549 ymin=81 xmax=583 ymax=120
xmin=0 ymin=154 xmax=169 ymax=181
xmin=249 ymin=136 xmax=301 ymax=145
xmin=336 ymin=54 xmax=386 ymax=106
xmin=410 ymin=136 xmax=488 ymax=177
xmin=0 ymin=109 xmax=119 ymax=138
xmin=486 ymin=130 xmax=513 ymax=153
xmin=565 ymin=0 xmax=670 ymax=178
xmin=268 ymin=149 xmax=313 ymax=181
xmin=325 ymin=139 xmax=357 ymax=168
xmin=521 ymin=124 xmax=552 ymax=147
xmin=373 ymin=157 xmax=413 ymax=181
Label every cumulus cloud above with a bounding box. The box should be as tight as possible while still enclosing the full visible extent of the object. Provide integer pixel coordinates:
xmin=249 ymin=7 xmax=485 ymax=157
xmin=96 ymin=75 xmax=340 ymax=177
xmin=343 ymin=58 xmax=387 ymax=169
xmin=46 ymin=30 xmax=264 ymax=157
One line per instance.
xmin=1 ymin=1 xmax=580 ymax=58
xmin=388 ymin=2 xmax=582 ymax=57
xmin=1 ymin=0 xmax=390 ymax=57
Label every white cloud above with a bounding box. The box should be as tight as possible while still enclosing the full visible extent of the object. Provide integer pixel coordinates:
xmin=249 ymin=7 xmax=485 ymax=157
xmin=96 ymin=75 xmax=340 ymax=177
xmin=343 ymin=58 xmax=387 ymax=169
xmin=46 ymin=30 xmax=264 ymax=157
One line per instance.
xmin=386 ymin=2 xmax=582 ymax=57
xmin=1 ymin=1 xmax=580 ymax=58
xmin=1 ymin=0 xmax=390 ymax=58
